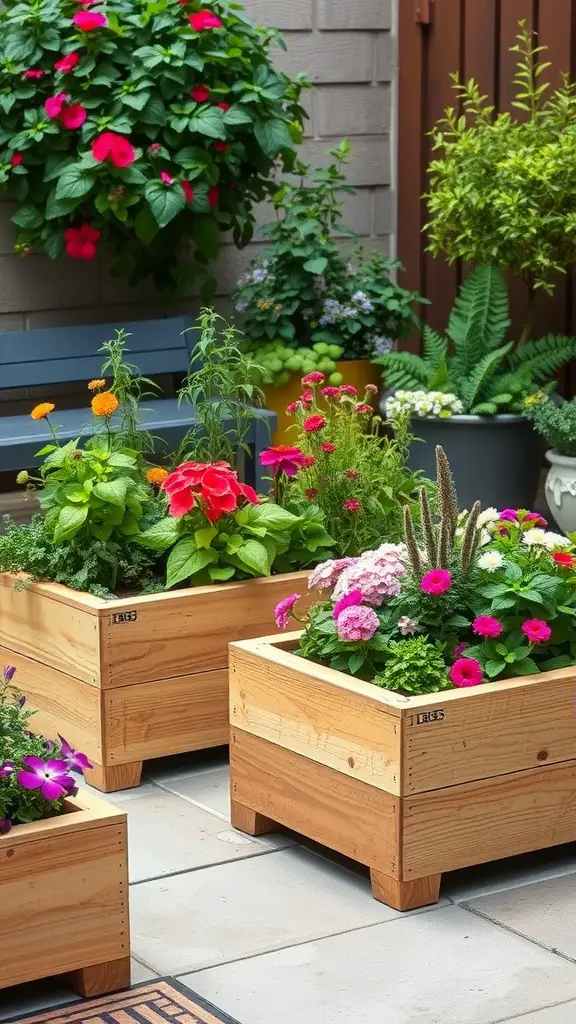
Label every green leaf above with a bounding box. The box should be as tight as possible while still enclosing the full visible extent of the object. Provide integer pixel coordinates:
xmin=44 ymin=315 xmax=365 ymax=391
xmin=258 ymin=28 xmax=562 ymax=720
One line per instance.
xmin=188 ymin=107 xmax=226 ymax=139
xmin=248 ymin=504 xmax=298 ymax=530
xmin=55 ymin=166 xmax=95 ymax=201
xmin=254 ymin=118 xmax=293 ymax=157
xmin=195 ymin=526 xmax=217 ymax=549
xmin=166 ymin=538 xmax=215 ymax=588
xmin=53 ymin=505 xmax=88 ymax=544
xmin=511 ymin=657 xmax=539 ymax=676
xmin=223 ymin=106 xmax=253 ymax=126
xmin=144 ymin=180 xmax=186 ymax=228
xmin=236 ymin=539 xmax=272 ymax=576
xmin=348 ymin=650 xmax=366 ymax=675
xmin=303 ymin=257 xmax=328 ymax=274
xmin=193 ymin=216 xmax=221 ymax=260
xmin=208 ymin=565 xmax=236 ymax=582
xmin=11 ymin=206 xmax=44 ymax=230
xmin=485 ymin=659 xmax=506 ymax=678
xmin=92 ymin=478 xmax=128 ymax=507
xmin=108 ymin=453 xmax=137 ymax=469
xmin=134 ymin=206 xmax=160 ymax=245
xmin=138 ymin=516 xmax=180 ymax=552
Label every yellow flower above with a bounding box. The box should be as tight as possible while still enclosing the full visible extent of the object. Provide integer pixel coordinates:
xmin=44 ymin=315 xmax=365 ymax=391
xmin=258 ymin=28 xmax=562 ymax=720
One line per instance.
xmin=91 ymin=392 xmax=119 ymax=418
xmin=146 ymin=467 xmax=169 ymax=487
xmin=16 ymin=470 xmax=29 ymax=485
xmin=30 ymin=402 xmax=55 ymax=421
xmin=88 ymin=379 xmax=106 ymax=392
xmin=524 ymin=392 xmax=545 ymax=408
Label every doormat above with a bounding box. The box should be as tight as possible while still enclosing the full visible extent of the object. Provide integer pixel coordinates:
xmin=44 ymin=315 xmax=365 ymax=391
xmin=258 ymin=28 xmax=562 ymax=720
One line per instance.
xmin=3 ymin=978 xmax=242 ymax=1024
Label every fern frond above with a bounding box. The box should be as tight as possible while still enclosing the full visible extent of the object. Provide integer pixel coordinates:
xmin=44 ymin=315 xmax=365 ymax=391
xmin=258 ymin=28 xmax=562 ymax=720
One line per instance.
xmin=447 ymin=265 xmax=511 ymax=378
xmin=508 ymin=334 xmax=576 ymax=384
xmin=460 ymin=342 xmax=513 ymax=411
xmin=422 ymin=325 xmax=448 ymax=370
xmin=376 ymin=351 xmax=432 ymax=391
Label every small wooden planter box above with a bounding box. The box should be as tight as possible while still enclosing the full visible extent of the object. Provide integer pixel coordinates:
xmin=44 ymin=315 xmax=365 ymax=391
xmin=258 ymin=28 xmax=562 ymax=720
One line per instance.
xmin=0 ymin=570 xmax=310 ymax=792
xmin=230 ymin=633 xmax=576 ymax=911
xmin=0 ymin=789 xmax=130 ymax=996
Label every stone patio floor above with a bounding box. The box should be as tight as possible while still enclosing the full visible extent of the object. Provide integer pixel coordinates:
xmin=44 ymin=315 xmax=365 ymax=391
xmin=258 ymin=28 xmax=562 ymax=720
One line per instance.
xmin=4 ymin=747 xmax=576 ymax=1023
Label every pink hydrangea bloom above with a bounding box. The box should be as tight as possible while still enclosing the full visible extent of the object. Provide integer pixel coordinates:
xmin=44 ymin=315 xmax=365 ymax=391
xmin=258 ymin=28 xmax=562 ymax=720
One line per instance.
xmin=336 ymin=605 xmax=379 ymax=642
xmin=274 ymin=593 xmax=301 ymax=630
xmin=472 ymin=615 xmax=503 ymax=638
xmin=521 ymin=618 xmax=552 ymax=644
xmin=333 ymin=543 xmax=407 ymax=607
xmin=308 ymin=557 xmax=357 ymax=592
xmin=420 ymin=568 xmax=452 ymax=595
xmin=333 ymin=590 xmax=363 ymax=620
xmin=450 ymin=658 xmax=483 ymax=687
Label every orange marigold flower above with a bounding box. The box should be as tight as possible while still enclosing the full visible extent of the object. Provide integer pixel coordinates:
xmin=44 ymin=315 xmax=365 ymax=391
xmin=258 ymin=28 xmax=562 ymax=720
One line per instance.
xmin=88 ymin=379 xmax=106 ymax=392
xmin=91 ymin=391 xmax=119 ymax=418
xmin=30 ymin=402 xmax=55 ymax=421
xmin=146 ymin=467 xmax=169 ymax=487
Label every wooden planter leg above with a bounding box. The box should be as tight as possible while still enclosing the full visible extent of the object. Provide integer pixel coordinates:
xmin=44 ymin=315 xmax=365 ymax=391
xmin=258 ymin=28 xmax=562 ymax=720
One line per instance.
xmin=66 ymin=956 xmax=131 ymax=998
xmin=231 ymin=800 xmax=278 ymax=836
xmin=85 ymin=761 xmax=143 ymax=793
xmin=370 ymin=870 xmax=441 ymax=911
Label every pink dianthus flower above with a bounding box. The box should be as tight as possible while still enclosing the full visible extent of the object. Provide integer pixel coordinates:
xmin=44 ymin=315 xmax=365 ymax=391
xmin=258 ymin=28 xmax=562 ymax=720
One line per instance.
xmin=521 ymin=618 xmax=552 ymax=644
xmin=421 ymin=568 xmax=452 ymax=595
xmin=450 ymin=658 xmax=483 ymax=687
xmin=472 ymin=615 xmax=503 ymax=638
xmin=274 ymin=593 xmax=300 ymax=630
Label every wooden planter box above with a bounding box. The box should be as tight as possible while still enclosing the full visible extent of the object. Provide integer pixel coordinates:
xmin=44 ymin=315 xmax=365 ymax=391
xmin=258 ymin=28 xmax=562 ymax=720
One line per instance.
xmin=0 ymin=789 xmax=130 ymax=996
xmin=0 ymin=570 xmax=311 ymax=792
xmin=229 ymin=633 xmax=576 ymax=911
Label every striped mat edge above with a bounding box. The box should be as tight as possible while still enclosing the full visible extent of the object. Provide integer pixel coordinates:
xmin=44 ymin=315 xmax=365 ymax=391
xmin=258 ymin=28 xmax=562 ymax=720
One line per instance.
xmin=2 ymin=979 xmax=242 ymax=1024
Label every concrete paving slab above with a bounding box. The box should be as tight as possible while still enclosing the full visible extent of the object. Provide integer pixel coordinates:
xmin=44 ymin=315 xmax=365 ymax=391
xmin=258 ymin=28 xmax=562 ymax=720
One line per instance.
xmin=465 ymin=873 xmax=576 ymax=959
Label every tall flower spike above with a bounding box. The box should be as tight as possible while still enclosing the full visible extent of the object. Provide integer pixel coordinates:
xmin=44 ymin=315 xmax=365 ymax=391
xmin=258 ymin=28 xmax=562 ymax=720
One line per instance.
xmin=438 ymin=516 xmax=451 ymax=569
xmin=403 ymin=505 xmax=421 ymax=575
xmin=461 ymin=500 xmax=481 ymax=575
xmin=418 ymin=487 xmax=437 ymax=567
xmin=435 ymin=446 xmax=457 ymax=541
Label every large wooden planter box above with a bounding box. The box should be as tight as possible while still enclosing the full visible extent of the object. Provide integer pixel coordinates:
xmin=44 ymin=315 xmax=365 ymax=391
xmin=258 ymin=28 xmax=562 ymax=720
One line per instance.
xmin=0 ymin=570 xmax=311 ymax=792
xmin=230 ymin=633 xmax=576 ymax=911
xmin=0 ymin=789 xmax=130 ymax=996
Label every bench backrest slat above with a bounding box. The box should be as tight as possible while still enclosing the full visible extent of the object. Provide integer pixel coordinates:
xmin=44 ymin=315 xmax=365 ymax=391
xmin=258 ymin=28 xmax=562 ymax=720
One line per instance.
xmin=0 ymin=317 xmax=196 ymax=391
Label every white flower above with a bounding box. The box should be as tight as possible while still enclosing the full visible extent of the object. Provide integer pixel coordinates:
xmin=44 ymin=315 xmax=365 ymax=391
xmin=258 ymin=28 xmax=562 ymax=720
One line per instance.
xmin=522 ymin=528 xmax=548 ymax=547
xmin=542 ymin=531 xmax=572 ymax=550
xmin=480 ymin=529 xmax=492 ymax=547
xmin=477 ymin=507 xmax=499 ymax=529
xmin=477 ymin=550 xmax=504 ymax=572
xmin=398 ymin=616 xmax=419 ymax=636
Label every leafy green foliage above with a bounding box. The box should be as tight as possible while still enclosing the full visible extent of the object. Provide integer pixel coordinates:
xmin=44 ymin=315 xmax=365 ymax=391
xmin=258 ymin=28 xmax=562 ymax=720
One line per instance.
xmin=523 ymin=393 xmax=576 ymax=456
xmin=98 ymin=329 xmax=159 ymax=454
xmin=232 ymin=140 xmax=422 ymax=360
xmin=0 ymin=0 xmax=307 ymax=294
xmin=377 ymin=265 xmax=576 ymax=413
xmin=374 ymin=637 xmax=452 ymax=695
xmin=426 ymin=22 xmax=576 ymax=298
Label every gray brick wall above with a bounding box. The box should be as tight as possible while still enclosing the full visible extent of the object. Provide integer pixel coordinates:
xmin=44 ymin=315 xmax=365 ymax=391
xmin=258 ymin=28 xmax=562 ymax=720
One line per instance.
xmin=0 ymin=0 xmax=396 ymax=334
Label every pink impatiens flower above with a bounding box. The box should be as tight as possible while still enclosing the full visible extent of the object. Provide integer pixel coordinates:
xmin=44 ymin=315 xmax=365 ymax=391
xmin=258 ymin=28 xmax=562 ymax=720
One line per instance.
xmin=333 ymin=589 xmax=363 ymax=620
xmin=450 ymin=658 xmax=483 ymax=688
xmin=208 ymin=185 xmax=220 ymax=208
xmin=472 ymin=615 xmax=503 ymax=639
xmin=191 ymin=84 xmax=211 ymax=102
xmin=24 ymin=69 xmax=46 ymax=80
xmin=18 ymin=756 xmax=76 ymax=801
xmin=275 ymin=593 xmax=301 ymax=630
xmin=181 ymin=180 xmax=194 ymax=204
xmin=45 ymin=93 xmax=69 ymax=119
xmin=160 ymin=171 xmax=175 ymax=185
xmin=61 ymin=103 xmax=87 ymax=129
xmin=189 ymin=9 xmax=224 ymax=30
xmin=420 ymin=568 xmax=452 ymax=595
xmin=91 ymin=131 xmax=135 ymax=168
xmin=10 ymin=153 xmax=23 ymax=166
xmin=73 ymin=10 xmax=108 ymax=29
xmin=260 ymin=445 xmax=307 ymax=478
xmin=336 ymin=605 xmax=379 ymax=642
xmin=64 ymin=223 xmax=101 ymax=261
xmin=54 ymin=52 xmax=80 ymax=74
xmin=521 ymin=618 xmax=552 ymax=644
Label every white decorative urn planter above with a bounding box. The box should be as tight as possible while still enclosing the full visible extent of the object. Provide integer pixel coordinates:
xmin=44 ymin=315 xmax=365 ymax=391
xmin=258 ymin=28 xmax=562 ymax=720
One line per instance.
xmin=545 ymin=450 xmax=576 ymax=534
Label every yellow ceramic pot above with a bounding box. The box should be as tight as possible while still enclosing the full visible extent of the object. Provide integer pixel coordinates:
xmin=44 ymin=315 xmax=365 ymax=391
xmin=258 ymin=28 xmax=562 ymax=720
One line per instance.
xmin=264 ymin=359 xmax=382 ymax=446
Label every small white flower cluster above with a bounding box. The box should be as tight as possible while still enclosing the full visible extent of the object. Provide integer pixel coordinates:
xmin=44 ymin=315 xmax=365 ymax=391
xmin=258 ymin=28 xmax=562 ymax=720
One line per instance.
xmin=385 ymin=390 xmax=464 ymax=420
xmin=522 ymin=529 xmax=572 ymax=550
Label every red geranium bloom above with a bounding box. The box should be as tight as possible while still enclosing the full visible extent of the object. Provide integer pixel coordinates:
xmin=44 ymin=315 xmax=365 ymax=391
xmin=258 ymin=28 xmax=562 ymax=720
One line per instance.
xmin=24 ymin=69 xmax=46 ymax=80
xmin=54 ymin=53 xmax=79 ymax=74
xmin=61 ymin=103 xmax=87 ymax=129
xmin=64 ymin=223 xmax=101 ymax=261
xmin=260 ymin=445 xmax=307 ymax=478
xmin=73 ymin=10 xmax=108 ymax=29
xmin=45 ymin=93 xmax=69 ymax=119
xmin=302 ymin=456 xmax=316 ymax=468
xmin=191 ymin=84 xmax=211 ymax=102
xmin=213 ymin=141 xmax=229 ymax=152
xmin=344 ymin=499 xmax=361 ymax=513
xmin=189 ymin=10 xmax=224 ymax=30
xmin=181 ymin=180 xmax=194 ymax=204
xmin=217 ymin=102 xmax=230 ymax=111
xmin=91 ymin=132 xmax=135 ymax=168
xmin=303 ymin=414 xmax=326 ymax=433
xmin=208 ymin=186 xmax=220 ymax=208
xmin=552 ymin=552 xmax=576 ymax=568
xmin=10 ymin=153 xmax=23 ymax=166
xmin=321 ymin=443 xmax=336 ymax=454
xmin=162 ymin=461 xmax=259 ymax=522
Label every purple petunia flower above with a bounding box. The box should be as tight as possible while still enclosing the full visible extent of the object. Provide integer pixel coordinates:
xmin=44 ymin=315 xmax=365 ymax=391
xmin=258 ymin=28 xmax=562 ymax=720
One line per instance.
xmin=3 ymin=665 xmax=16 ymax=683
xmin=0 ymin=818 xmax=12 ymax=836
xmin=0 ymin=760 xmax=14 ymax=779
xmin=18 ymin=756 xmax=75 ymax=801
xmin=58 ymin=735 xmax=93 ymax=774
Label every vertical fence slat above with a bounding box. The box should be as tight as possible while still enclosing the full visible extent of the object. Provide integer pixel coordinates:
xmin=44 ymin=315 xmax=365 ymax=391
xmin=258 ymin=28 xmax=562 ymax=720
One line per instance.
xmin=463 ymin=0 xmax=498 ymax=102
xmin=397 ymin=1 xmax=426 ymax=302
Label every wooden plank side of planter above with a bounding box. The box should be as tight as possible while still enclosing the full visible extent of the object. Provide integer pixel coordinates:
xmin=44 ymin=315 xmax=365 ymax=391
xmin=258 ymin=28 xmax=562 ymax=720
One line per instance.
xmin=99 ymin=572 xmax=312 ymax=687
xmin=0 ymin=574 xmax=100 ymax=684
xmin=231 ymin=728 xmax=400 ymax=876
xmin=104 ymin=668 xmax=229 ymax=763
xmin=401 ymin=759 xmax=576 ymax=879
xmin=230 ymin=642 xmax=402 ymax=795
xmin=401 ymin=668 xmax=576 ymax=794
xmin=0 ymin=645 xmax=104 ymax=763
xmin=0 ymin=802 xmax=129 ymax=990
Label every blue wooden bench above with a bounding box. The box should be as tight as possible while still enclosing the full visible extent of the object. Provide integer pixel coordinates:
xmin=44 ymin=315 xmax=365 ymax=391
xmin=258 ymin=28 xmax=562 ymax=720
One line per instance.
xmin=0 ymin=317 xmax=275 ymax=491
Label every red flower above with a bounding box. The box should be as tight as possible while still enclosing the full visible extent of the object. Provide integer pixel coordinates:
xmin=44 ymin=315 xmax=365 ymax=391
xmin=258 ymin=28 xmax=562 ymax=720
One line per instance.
xmin=181 ymin=180 xmax=194 ymax=204
xmin=450 ymin=658 xmax=483 ymax=688
xmin=54 ymin=53 xmax=79 ymax=74
xmin=217 ymin=102 xmax=230 ymax=111
xmin=10 ymin=153 xmax=23 ymax=166
xmin=286 ymin=401 xmax=300 ymax=414
xmin=343 ymin=499 xmax=361 ymax=513
xmin=302 ymin=371 xmax=326 ymax=386
xmin=64 ymin=223 xmax=101 ymax=261
xmin=303 ymin=414 xmax=326 ymax=433
xmin=45 ymin=93 xmax=69 ymax=119
xmin=160 ymin=170 xmax=175 ymax=185
xmin=208 ymin=186 xmax=220 ymax=208
xmin=73 ymin=10 xmax=108 ymax=29
xmin=91 ymin=132 xmax=135 ymax=168
xmin=302 ymin=456 xmax=316 ymax=468
xmin=148 ymin=143 xmax=162 ymax=154
xmin=189 ymin=10 xmax=224 ymax=30
xmin=552 ymin=552 xmax=576 ymax=568
xmin=191 ymin=85 xmax=211 ymax=102
xmin=305 ymin=488 xmax=318 ymax=500
xmin=260 ymin=445 xmax=307 ymax=478
xmin=162 ymin=461 xmax=259 ymax=522
xmin=300 ymin=390 xmax=313 ymax=408
xmin=355 ymin=403 xmax=373 ymax=415
xmin=321 ymin=386 xmax=340 ymax=398
xmin=60 ymin=103 xmax=87 ymax=129
xmin=339 ymin=384 xmax=358 ymax=397
xmin=321 ymin=443 xmax=336 ymax=454
xmin=213 ymin=141 xmax=229 ymax=152
xmin=344 ymin=469 xmax=360 ymax=479
xmin=24 ymin=69 xmax=45 ymax=80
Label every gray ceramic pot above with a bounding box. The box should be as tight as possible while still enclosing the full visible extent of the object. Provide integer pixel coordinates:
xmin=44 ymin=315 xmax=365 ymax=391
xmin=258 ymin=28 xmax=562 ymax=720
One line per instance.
xmin=406 ymin=414 xmax=543 ymax=511
xmin=545 ymin=450 xmax=576 ymax=534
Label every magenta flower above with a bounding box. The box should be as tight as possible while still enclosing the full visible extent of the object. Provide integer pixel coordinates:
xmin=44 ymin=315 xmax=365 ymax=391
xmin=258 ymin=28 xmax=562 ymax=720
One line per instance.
xmin=275 ymin=593 xmax=301 ymax=630
xmin=336 ymin=605 xmax=379 ymax=642
xmin=58 ymin=735 xmax=93 ymax=774
xmin=454 ymin=642 xmax=469 ymax=658
xmin=260 ymin=445 xmax=307 ymax=478
xmin=521 ymin=619 xmax=552 ymax=644
xmin=498 ymin=509 xmax=519 ymax=522
xmin=420 ymin=568 xmax=452 ymax=595
xmin=301 ymin=371 xmax=326 ymax=385
xmin=450 ymin=658 xmax=483 ymax=687
xmin=333 ymin=590 xmax=363 ymax=620
xmin=472 ymin=615 xmax=503 ymax=639
xmin=45 ymin=92 xmax=70 ymax=119
xmin=0 ymin=819 xmax=12 ymax=836
xmin=0 ymin=760 xmax=14 ymax=779
xmin=18 ymin=756 xmax=75 ymax=801
xmin=523 ymin=512 xmax=548 ymax=527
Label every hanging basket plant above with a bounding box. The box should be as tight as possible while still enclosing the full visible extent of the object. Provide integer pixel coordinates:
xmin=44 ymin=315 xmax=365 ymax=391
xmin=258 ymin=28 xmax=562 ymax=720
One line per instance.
xmin=0 ymin=0 xmax=307 ymax=295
